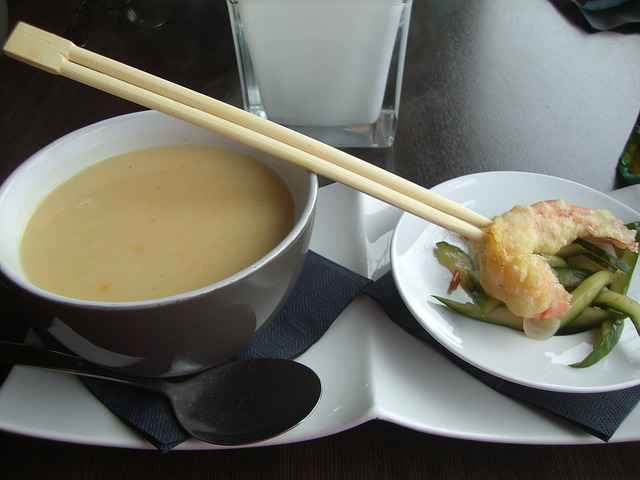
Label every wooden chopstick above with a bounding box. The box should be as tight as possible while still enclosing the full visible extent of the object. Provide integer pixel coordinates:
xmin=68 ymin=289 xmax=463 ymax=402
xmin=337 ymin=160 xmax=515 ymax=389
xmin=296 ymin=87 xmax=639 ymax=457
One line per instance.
xmin=68 ymin=44 xmax=491 ymax=230
xmin=3 ymin=23 xmax=487 ymax=241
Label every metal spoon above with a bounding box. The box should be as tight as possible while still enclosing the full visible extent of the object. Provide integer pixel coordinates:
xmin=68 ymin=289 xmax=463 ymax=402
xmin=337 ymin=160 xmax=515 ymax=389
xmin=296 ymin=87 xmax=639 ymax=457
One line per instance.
xmin=0 ymin=341 xmax=321 ymax=446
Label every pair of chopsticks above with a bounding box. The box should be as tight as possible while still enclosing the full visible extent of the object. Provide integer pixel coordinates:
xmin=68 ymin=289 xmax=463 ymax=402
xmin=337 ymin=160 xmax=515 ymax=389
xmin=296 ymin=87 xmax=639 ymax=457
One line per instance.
xmin=3 ymin=23 xmax=490 ymax=241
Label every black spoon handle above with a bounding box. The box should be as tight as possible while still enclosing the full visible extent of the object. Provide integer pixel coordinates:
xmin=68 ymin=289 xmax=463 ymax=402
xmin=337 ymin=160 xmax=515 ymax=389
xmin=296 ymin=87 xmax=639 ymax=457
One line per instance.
xmin=0 ymin=341 xmax=160 ymax=391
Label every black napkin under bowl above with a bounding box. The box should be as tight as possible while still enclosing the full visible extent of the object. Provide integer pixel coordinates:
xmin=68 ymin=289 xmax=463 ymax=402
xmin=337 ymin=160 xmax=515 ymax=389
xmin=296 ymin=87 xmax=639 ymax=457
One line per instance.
xmin=3 ymin=251 xmax=640 ymax=451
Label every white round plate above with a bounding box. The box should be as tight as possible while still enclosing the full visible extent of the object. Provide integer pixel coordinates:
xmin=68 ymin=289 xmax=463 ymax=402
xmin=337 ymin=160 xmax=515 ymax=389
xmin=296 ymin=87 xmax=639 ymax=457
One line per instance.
xmin=391 ymin=172 xmax=640 ymax=393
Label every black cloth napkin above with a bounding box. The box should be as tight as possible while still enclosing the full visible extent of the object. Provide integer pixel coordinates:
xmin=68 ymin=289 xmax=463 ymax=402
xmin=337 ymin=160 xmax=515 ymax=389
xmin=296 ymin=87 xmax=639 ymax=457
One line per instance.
xmin=574 ymin=0 xmax=640 ymax=30
xmin=2 ymin=251 xmax=640 ymax=451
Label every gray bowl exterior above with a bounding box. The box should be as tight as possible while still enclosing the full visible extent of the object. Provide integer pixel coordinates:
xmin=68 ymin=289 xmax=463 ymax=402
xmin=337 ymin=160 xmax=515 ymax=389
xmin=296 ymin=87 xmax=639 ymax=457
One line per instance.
xmin=25 ymin=211 xmax=314 ymax=377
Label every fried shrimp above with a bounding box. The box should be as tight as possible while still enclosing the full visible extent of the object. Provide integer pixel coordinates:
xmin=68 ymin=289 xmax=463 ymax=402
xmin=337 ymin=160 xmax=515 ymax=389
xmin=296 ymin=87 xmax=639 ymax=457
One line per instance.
xmin=473 ymin=200 xmax=638 ymax=321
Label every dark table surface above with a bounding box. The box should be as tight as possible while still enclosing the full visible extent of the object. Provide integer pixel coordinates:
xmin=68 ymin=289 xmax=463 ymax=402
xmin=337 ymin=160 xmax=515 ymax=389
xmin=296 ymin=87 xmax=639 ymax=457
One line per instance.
xmin=2 ymin=0 xmax=640 ymax=478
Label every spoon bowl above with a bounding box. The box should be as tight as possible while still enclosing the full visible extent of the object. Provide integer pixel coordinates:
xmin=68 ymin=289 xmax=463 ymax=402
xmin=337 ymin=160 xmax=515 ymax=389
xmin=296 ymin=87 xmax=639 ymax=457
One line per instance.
xmin=160 ymin=359 xmax=322 ymax=445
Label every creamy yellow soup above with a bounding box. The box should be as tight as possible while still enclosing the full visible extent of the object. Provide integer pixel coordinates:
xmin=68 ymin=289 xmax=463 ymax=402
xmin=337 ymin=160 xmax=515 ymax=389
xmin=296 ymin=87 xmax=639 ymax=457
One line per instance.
xmin=21 ymin=145 xmax=294 ymax=302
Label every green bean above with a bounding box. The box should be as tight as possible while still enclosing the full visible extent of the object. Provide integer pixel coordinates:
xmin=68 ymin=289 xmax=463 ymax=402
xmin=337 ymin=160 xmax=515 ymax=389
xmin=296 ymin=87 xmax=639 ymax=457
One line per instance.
xmin=570 ymin=318 xmax=624 ymax=368
xmin=432 ymin=296 xmax=522 ymax=331
xmin=558 ymin=307 xmax=625 ymax=335
xmin=610 ymin=250 xmax=638 ymax=295
xmin=610 ymin=270 xmax=631 ymax=295
xmin=626 ymin=221 xmax=640 ymax=233
xmin=434 ymin=242 xmax=499 ymax=314
xmin=556 ymin=243 xmax=586 ymax=258
xmin=583 ymin=252 xmax=617 ymax=272
xmin=558 ymin=271 xmax=613 ymax=329
xmin=552 ymin=267 xmax=588 ymax=291
xmin=434 ymin=242 xmax=474 ymax=291
xmin=434 ymin=242 xmax=474 ymax=274
xmin=566 ymin=254 xmax=608 ymax=273
xmin=574 ymin=239 xmax=630 ymax=273
xmin=594 ymin=288 xmax=640 ymax=335
xmin=474 ymin=296 xmax=502 ymax=315
xmin=539 ymin=254 xmax=568 ymax=268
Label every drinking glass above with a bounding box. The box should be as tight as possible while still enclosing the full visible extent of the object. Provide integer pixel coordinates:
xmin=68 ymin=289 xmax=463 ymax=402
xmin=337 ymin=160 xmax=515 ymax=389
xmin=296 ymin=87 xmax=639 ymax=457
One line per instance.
xmin=227 ymin=0 xmax=413 ymax=148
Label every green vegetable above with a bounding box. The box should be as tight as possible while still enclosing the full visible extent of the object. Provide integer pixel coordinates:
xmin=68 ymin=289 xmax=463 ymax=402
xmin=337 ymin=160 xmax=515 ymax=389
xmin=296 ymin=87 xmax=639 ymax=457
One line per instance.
xmin=558 ymin=271 xmax=613 ymax=329
xmin=540 ymin=254 xmax=568 ymax=268
xmin=434 ymin=242 xmax=499 ymax=314
xmin=556 ymin=243 xmax=586 ymax=258
xmin=610 ymin=228 xmax=639 ymax=295
xmin=558 ymin=307 xmax=625 ymax=335
xmin=610 ymin=270 xmax=632 ymax=295
xmin=432 ymin=296 xmax=522 ymax=331
xmin=434 ymin=242 xmax=474 ymax=277
xmin=594 ymin=288 xmax=640 ymax=335
xmin=571 ymin=318 xmax=624 ymax=368
xmin=474 ymin=296 xmax=502 ymax=315
xmin=552 ymin=267 xmax=589 ymax=291
xmin=434 ymin=241 xmax=476 ymax=294
xmin=566 ymin=254 xmax=608 ymax=273
xmin=574 ymin=239 xmax=630 ymax=273
xmin=582 ymin=252 xmax=618 ymax=272
xmin=626 ymin=221 xmax=640 ymax=234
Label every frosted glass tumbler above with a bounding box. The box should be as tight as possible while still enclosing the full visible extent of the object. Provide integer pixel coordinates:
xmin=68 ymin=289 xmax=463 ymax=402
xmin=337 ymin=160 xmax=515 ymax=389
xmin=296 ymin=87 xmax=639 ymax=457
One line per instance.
xmin=227 ymin=0 xmax=413 ymax=147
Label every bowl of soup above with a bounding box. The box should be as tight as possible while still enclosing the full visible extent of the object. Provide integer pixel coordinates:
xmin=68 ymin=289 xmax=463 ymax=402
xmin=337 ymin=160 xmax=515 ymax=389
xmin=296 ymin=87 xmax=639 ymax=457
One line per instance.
xmin=0 ymin=110 xmax=317 ymax=376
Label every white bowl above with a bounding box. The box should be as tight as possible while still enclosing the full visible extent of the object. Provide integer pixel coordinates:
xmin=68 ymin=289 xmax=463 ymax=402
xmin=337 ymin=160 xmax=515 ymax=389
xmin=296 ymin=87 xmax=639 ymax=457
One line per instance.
xmin=391 ymin=171 xmax=640 ymax=393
